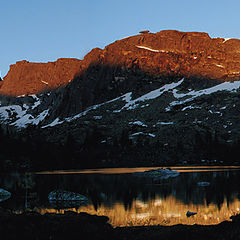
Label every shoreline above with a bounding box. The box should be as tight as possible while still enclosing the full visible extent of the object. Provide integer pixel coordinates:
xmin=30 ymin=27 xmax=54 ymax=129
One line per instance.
xmin=0 ymin=210 xmax=240 ymax=240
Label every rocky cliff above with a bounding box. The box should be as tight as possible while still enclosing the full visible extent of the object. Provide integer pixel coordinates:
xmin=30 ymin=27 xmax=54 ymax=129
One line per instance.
xmin=2 ymin=30 xmax=240 ymax=96
xmin=0 ymin=58 xmax=82 ymax=96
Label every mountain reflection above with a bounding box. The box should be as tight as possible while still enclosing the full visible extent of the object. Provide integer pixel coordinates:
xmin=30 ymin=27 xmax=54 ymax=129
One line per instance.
xmin=35 ymin=196 xmax=240 ymax=226
xmin=0 ymin=167 xmax=240 ymax=226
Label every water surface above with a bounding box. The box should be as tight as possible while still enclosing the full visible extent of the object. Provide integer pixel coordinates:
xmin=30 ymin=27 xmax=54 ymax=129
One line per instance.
xmin=1 ymin=166 xmax=240 ymax=226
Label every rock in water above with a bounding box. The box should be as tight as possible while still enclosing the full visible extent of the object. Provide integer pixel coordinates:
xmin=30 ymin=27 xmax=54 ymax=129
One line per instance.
xmin=48 ymin=190 xmax=88 ymax=209
xmin=0 ymin=188 xmax=11 ymax=202
xmin=133 ymin=168 xmax=180 ymax=179
xmin=186 ymin=211 xmax=197 ymax=217
xmin=48 ymin=190 xmax=88 ymax=201
xmin=197 ymin=181 xmax=210 ymax=187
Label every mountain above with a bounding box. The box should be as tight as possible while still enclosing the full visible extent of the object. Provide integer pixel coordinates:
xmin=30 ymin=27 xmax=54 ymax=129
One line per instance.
xmin=1 ymin=30 xmax=240 ymax=170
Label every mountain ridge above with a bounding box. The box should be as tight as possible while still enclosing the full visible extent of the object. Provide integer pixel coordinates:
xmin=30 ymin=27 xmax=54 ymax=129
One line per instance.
xmin=1 ymin=30 xmax=240 ymax=170
xmin=2 ymin=30 xmax=240 ymax=96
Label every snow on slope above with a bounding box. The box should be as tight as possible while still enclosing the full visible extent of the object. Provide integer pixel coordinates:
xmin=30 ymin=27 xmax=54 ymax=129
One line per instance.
xmin=120 ymin=79 xmax=184 ymax=110
xmin=129 ymin=121 xmax=148 ymax=127
xmin=42 ymin=93 xmax=132 ymax=128
xmin=1 ymin=78 xmax=240 ymax=129
xmin=11 ymin=109 xmax=50 ymax=128
xmin=136 ymin=45 xmax=167 ymax=53
xmin=0 ymin=95 xmax=49 ymax=128
xmin=42 ymin=79 xmax=240 ymax=129
xmin=167 ymin=80 xmax=240 ymax=110
xmin=42 ymin=79 xmax=184 ymax=128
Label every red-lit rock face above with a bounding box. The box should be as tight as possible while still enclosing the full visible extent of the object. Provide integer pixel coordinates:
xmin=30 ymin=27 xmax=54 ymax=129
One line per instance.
xmin=0 ymin=58 xmax=82 ymax=96
xmin=2 ymin=30 xmax=240 ymax=96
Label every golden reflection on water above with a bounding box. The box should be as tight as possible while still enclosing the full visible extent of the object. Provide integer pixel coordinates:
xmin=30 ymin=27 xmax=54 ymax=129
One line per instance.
xmin=33 ymin=166 xmax=240 ymax=227
xmin=36 ymin=166 xmax=240 ymax=175
xmin=34 ymin=196 xmax=240 ymax=227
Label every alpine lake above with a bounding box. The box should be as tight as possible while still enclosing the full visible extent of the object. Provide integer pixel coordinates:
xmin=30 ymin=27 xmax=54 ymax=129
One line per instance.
xmin=0 ymin=166 xmax=240 ymax=227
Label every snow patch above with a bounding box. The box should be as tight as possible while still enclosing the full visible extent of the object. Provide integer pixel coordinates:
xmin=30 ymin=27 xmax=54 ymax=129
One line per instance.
xmin=223 ymin=38 xmax=231 ymax=43
xmin=0 ymin=105 xmax=27 ymax=121
xmin=41 ymin=80 xmax=48 ymax=85
xmin=129 ymin=121 xmax=147 ymax=127
xmin=130 ymin=132 xmax=155 ymax=138
xmin=167 ymin=80 xmax=240 ymax=110
xmin=42 ymin=117 xmax=63 ymax=128
xmin=120 ymin=79 xmax=184 ymax=111
xmin=32 ymin=110 xmax=49 ymax=125
xmin=155 ymin=121 xmax=174 ymax=126
xmin=136 ymin=45 xmax=166 ymax=53
xmin=30 ymin=95 xmax=41 ymax=109
xmin=10 ymin=114 xmax=34 ymax=128
xmin=93 ymin=116 xmax=102 ymax=120
xmin=10 ymin=109 xmax=49 ymax=128
xmin=182 ymin=105 xmax=201 ymax=111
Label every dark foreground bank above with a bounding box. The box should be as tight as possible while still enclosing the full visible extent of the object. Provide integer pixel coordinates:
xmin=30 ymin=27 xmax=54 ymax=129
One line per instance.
xmin=0 ymin=209 xmax=240 ymax=240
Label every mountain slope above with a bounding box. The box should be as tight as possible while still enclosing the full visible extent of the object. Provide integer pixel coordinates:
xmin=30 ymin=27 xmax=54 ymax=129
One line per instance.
xmin=1 ymin=30 xmax=240 ymax=170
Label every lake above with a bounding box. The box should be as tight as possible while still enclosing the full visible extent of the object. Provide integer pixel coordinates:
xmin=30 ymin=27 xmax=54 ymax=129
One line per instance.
xmin=0 ymin=166 xmax=240 ymax=227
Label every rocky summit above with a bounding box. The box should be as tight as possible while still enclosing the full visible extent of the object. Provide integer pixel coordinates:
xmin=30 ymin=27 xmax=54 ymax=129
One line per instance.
xmin=2 ymin=30 xmax=240 ymax=97
xmin=1 ymin=30 xmax=240 ymax=170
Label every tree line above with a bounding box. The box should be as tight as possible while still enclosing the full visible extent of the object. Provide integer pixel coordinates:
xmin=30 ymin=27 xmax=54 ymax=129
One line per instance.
xmin=0 ymin=125 xmax=239 ymax=172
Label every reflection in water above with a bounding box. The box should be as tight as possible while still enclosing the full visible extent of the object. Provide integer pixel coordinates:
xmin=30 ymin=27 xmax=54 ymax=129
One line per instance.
xmin=35 ymin=195 xmax=240 ymax=226
xmin=36 ymin=166 xmax=240 ymax=175
xmin=1 ymin=167 xmax=240 ymax=226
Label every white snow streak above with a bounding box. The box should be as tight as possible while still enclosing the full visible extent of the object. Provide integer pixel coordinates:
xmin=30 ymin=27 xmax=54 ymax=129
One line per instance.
xmin=222 ymin=38 xmax=231 ymax=43
xmin=121 ymin=79 xmax=184 ymax=111
xmin=41 ymin=79 xmax=240 ymax=128
xmin=0 ymin=95 xmax=49 ymax=128
xmin=42 ymin=92 xmax=133 ymax=128
xmin=130 ymin=132 xmax=155 ymax=138
xmin=129 ymin=121 xmax=147 ymax=127
xmin=30 ymin=95 xmax=41 ymax=109
xmin=41 ymin=80 xmax=48 ymax=85
xmin=155 ymin=121 xmax=174 ymax=125
xmin=136 ymin=45 xmax=167 ymax=53
xmin=168 ymin=80 xmax=240 ymax=110
xmin=42 ymin=117 xmax=63 ymax=128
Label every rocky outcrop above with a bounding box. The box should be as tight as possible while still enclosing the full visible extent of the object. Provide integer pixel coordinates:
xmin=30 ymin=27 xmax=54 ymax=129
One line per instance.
xmin=0 ymin=58 xmax=82 ymax=96
xmin=2 ymin=30 xmax=240 ymax=96
xmin=90 ymin=30 xmax=240 ymax=81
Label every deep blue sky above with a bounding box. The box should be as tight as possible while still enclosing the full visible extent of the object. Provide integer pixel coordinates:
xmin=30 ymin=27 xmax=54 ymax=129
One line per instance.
xmin=1 ymin=0 xmax=240 ymax=77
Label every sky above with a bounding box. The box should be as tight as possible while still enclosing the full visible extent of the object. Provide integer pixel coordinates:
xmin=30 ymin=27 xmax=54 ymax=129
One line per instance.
xmin=1 ymin=0 xmax=240 ymax=78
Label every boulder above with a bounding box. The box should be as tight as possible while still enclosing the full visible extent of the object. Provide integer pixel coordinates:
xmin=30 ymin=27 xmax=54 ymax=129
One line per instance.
xmin=0 ymin=188 xmax=11 ymax=202
xmin=133 ymin=168 xmax=180 ymax=179
xmin=197 ymin=181 xmax=210 ymax=187
xmin=186 ymin=211 xmax=197 ymax=217
xmin=48 ymin=190 xmax=88 ymax=209
xmin=48 ymin=190 xmax=88 ymax=201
